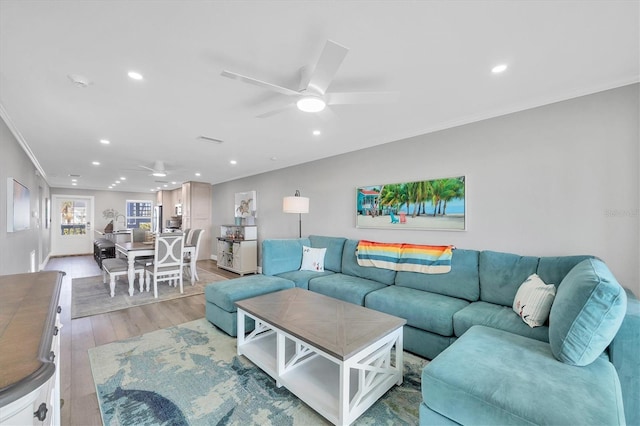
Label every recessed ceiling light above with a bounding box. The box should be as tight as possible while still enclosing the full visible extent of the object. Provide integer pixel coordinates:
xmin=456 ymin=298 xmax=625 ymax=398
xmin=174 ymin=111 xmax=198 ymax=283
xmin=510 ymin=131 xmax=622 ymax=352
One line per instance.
xmin=100 ymin=139 xmax=110 ymax=145
xmin=128 ymin=71 xmax=143 ymax=80
xmin=491 ymin=64 xmax=508 ymax=74
xmin=72 ymin=183 xmax=77 ymax=186
xmin=92 ymin=161 xmax=100 ymax=166
xmin=115 ymin=180 xmax=121 ymax=184
xmin=71 ymin=179 xmax=77 ymax=182
xmin=229 ymin=160 xmax=237 ymax=165
xmin=120 ymin=177 xmax=126 ymax=180
xmin=297 ymin=96 xmax=326 ymax=113
xmin=171 ymin=181 xmax=177 ymax=185
xmin=270 ymin=157 xmax=277 ymax=161
xmin=312 ymin=130 xmax=321 ymax=136
xmin=195 ymin=172 xmax=201 ymax=176
xmin=163 ymin=184 xmax=168 ymax=188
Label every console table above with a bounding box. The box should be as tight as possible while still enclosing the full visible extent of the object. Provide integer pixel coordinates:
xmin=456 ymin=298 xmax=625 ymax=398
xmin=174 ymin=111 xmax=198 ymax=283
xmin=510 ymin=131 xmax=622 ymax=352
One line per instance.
xmin=0 ymin=271 xmax=64 ymax=425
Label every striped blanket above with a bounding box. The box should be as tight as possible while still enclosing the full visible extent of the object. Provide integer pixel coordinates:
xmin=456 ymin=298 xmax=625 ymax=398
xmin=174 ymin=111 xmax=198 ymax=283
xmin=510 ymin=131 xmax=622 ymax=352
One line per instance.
xmin=356 ymin=240 xmax=454 ymax=274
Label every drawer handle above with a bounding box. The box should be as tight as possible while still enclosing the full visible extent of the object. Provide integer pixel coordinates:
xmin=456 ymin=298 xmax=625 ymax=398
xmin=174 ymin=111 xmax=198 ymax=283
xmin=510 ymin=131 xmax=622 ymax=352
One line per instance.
xmin=34 ymin=402 xmax=48 ymax=421
xmin=49 ymin=351 xmax=55 ymax=362
xmin=53 ymin=326 xmax=59 ymax=336
xmin=57 ymin=306 xmax=62 ymax=314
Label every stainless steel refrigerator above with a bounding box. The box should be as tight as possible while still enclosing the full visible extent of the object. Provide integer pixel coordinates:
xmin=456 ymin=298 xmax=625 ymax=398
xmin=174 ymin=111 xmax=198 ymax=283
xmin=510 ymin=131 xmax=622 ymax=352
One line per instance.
xmin=152 ymin=205 xmax=163 ymax=234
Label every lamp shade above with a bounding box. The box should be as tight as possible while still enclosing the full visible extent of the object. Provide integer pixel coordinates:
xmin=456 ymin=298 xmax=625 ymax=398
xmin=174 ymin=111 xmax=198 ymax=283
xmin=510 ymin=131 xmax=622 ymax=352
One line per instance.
xmin=283 ymin=196 xmax=309 ymax=214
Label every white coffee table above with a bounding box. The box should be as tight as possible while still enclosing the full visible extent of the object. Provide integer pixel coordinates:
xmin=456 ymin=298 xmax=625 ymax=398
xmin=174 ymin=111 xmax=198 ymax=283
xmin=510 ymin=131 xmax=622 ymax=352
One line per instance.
xmin=235 ymin=288 xmax=406 ymax=426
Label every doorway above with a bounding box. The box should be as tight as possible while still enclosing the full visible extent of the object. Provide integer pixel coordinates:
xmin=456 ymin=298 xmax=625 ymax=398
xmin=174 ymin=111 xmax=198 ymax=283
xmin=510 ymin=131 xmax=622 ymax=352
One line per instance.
xmin=51 ymin=195 xmax=95 ymax=256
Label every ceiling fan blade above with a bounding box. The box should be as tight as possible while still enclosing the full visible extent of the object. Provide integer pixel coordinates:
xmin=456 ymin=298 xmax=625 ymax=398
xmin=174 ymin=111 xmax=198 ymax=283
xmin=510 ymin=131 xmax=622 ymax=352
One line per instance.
xmin=256 ymin=104 xmax=295 ymax=118
xmin=326 ymin=91 xmax=399 ymax=105
xmin=138 ymin=165 xmax=155 ymax=172
xmin=307 ymin=40 xmax=349 ymax=95
xmin=221 ymin=70 xmax=300 ymax=97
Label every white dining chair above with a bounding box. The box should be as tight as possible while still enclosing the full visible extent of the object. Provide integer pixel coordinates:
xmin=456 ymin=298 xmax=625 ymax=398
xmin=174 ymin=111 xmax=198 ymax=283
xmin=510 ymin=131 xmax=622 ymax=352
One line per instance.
xmin=183 ymin=228 xmax=203 ymax=284
xmin=144 ymin=232 xmax=184 ymax=298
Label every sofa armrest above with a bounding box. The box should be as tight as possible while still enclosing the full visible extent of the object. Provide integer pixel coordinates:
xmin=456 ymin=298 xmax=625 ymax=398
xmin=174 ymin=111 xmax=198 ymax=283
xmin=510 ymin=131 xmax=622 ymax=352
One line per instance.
xmin=609 ymin=288 xmax=640 ymax=426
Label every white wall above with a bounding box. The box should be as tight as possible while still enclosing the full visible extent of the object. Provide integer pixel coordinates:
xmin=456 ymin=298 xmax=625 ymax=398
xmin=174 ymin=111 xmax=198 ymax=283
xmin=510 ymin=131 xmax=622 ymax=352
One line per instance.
xmin=212 ymin=84 xmax=640 ymax=296
xmin=0 ymin=115 xmax=51 ymax=273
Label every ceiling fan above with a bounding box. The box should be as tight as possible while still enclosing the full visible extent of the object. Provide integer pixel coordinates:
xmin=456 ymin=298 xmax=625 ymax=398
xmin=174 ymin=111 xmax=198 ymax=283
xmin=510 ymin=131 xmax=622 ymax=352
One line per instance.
xmin=221 ymin=40 xmax=397 ymax=117
xmin=138 ymin=160 xmax=173 ymax=177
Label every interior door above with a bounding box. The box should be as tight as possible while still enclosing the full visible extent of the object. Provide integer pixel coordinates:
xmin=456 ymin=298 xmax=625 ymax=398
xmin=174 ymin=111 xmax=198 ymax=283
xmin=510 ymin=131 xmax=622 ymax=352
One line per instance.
xmin=51 ymin=195 xmax=94 ymax=256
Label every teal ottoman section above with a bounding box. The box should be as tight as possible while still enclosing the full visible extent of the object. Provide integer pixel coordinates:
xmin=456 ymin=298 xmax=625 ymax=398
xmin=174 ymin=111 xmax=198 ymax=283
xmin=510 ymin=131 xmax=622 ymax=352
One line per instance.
xmin=204 ymin=275 xmax=295 ymax=336
xmin=422 ymin=325 xmax=625 ymax=425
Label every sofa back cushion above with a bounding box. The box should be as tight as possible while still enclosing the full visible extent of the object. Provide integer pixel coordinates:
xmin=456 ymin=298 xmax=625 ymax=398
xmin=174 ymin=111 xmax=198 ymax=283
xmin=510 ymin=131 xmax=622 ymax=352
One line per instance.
xmin=479 ymin=251 xmax=539 ymax=306
xmin=537 ymin=255 xmax=594 ymax=287
xmin=309 ymin=235 xmax=347 ymax=273
xmin=341 ymin=239 xmax=396 ymax=285
xmin=549 ymin=258 xmax=627 ymax=366
xmin=395 ymin=249 xmax=480 ymax=301
xmin=261 ymin=238 xmax=310 ymax=276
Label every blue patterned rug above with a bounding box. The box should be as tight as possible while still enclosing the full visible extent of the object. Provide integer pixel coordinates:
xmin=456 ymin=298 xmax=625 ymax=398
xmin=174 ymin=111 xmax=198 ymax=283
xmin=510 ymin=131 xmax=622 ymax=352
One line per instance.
xmin=89 ymin=318 xmax=428 ymax=425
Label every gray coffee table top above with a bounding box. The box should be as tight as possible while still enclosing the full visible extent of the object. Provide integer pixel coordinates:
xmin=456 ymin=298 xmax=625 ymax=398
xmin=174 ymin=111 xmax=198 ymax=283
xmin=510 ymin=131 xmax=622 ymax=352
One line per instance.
xmin=235 ymin=288 xmax=406 ymax=360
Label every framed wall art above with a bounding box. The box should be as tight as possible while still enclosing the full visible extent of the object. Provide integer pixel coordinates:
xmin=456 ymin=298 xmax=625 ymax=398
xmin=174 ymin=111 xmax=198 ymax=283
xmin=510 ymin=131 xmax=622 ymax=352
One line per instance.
xmin=356 ymin=176 xmax=466 ymax=231
xmin=234 ymin=190 xmax=257 ymax=225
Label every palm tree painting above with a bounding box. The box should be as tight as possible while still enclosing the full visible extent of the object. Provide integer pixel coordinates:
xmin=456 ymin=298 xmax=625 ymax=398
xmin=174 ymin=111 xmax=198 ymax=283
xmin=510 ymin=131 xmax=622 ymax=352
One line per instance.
xmin=356 ymin=176 xmax=465 ymax=230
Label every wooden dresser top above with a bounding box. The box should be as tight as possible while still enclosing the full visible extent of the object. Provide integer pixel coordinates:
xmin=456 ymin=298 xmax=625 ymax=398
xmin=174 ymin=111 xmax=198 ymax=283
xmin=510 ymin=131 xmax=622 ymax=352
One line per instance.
xmin=0 ymin=271 xmax=63 ymax=392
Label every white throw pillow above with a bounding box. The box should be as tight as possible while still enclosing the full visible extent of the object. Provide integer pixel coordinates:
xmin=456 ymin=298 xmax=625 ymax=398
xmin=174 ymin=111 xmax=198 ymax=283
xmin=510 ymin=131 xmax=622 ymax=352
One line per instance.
xmin=512 ymin=274 xmax=557 ymax=328
xmin=300 ymin=246 xmax=326 ymax=272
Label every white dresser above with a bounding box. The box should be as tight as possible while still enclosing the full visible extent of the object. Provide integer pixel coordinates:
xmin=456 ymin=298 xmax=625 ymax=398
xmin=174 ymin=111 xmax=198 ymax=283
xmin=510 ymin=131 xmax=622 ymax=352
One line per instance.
xmin=0 ymin=271 xmax=64 ymax=425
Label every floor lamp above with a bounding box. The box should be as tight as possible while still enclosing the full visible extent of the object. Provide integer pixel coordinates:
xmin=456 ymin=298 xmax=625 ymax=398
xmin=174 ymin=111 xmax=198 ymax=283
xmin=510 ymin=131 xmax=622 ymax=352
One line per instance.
xmin=283 ymin=190 xmax=310 ymax=238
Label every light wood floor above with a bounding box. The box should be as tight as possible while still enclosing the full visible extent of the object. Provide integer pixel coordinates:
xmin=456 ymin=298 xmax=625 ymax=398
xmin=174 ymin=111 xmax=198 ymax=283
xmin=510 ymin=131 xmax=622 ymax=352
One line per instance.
xmin=44 ymin=255 xmax=237 ymax=426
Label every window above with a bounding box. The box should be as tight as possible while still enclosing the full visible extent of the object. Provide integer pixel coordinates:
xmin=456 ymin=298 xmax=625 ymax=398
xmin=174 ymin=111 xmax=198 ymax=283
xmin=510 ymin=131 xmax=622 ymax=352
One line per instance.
xmin=126 ymin=200 xmax=152 ymax=230
xmin=60 ymin=200 xmax=87 ymax=235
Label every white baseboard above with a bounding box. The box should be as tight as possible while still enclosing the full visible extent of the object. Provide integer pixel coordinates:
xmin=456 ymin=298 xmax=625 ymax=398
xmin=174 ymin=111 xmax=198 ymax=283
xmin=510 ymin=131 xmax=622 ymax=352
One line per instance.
xmin=39 ymin=254 xmax=51 ymax=271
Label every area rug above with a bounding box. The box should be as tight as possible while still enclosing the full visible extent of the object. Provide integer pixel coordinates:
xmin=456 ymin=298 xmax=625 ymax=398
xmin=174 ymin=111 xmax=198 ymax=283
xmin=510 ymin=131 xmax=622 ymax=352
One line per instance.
xmin=89 ymin=318 xmax=428 ymax=425
xmin=72 ymin=269 xmax=227 ymax=319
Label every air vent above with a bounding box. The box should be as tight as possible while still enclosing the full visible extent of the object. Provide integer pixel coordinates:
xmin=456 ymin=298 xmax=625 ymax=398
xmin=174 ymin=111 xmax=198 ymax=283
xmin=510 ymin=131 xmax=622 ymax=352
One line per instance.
xmin=197 ymin=136 xmax=224 ymax=144
xmin=68 ymin=174 xmax=81 ymax=177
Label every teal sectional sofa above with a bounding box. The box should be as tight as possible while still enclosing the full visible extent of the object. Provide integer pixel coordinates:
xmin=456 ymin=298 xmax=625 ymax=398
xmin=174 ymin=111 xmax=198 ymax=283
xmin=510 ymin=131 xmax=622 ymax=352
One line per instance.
xmin=205 ymin=235 xmax=639 ymax=425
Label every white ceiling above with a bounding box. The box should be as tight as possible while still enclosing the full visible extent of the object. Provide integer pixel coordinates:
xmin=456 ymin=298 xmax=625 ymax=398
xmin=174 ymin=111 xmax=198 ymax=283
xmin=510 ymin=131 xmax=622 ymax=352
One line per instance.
xmin=1 ymin=1 xmax=638 ymax=193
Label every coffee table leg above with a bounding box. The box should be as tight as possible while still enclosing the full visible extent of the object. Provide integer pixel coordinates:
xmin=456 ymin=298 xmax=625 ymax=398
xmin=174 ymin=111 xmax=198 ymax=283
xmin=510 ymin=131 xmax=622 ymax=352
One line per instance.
xmin=339 ymin=363 xmax=349 ymax=426
xmin=276 ymin=333 xmax=285 ymax=388
xmin=237 ymin=309 xmax=245 ymax=352
xmin=396 ymin=330 xmax=404 ymax=385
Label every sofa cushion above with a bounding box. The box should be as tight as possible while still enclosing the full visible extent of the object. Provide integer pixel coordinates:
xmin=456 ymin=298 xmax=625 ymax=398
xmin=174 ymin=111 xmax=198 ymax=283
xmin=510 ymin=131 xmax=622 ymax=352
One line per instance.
xmin=300 ymin=246 xmax=326 ymax=271
xmin=536 ymin=255 xmax=594 ymax=287
xmin=422 ymin=326 xmax=625 ymax=426
xmin=549 ymin=258 xmax=627 ymax=366
xmin=395 ymin=249 xmax=480 ymax=302
xmin=479 ymin=250 xmax=539 ymax=306
xmin=275 ymin=269 xmax=334 ymax=290
xmin=309 ymin=235 xmax=346 ymax=272
xmin=453 ymin=301 xmax=550 ymax=343
xmin=512 ymin=274 xmax=556 ymax=328
xmin=308 ymin=273 xmax=387 ymax=306
xmin=366 ymin=286 xmax=468 ymax=337
xmin=204 ymin=275 xmax=294 ymax=312
xmin=341 ymin=239 xmax=396 ymax=285
xmin=261 ymin=238 xmax=310 ymax=276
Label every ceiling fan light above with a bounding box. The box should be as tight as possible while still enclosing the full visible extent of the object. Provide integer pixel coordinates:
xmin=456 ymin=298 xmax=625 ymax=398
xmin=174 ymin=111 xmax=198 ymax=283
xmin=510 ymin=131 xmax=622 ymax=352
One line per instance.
xmin=296 ymin=96 xmax=326 ymax=113
xmin=152 ymin=171 xmax=166 ymax=177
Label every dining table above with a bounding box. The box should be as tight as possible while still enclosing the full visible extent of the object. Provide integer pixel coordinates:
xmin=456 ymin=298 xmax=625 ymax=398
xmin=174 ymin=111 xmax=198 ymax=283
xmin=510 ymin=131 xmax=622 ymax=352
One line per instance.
xmin=115 ymin=241 xmax=198 ymax=296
